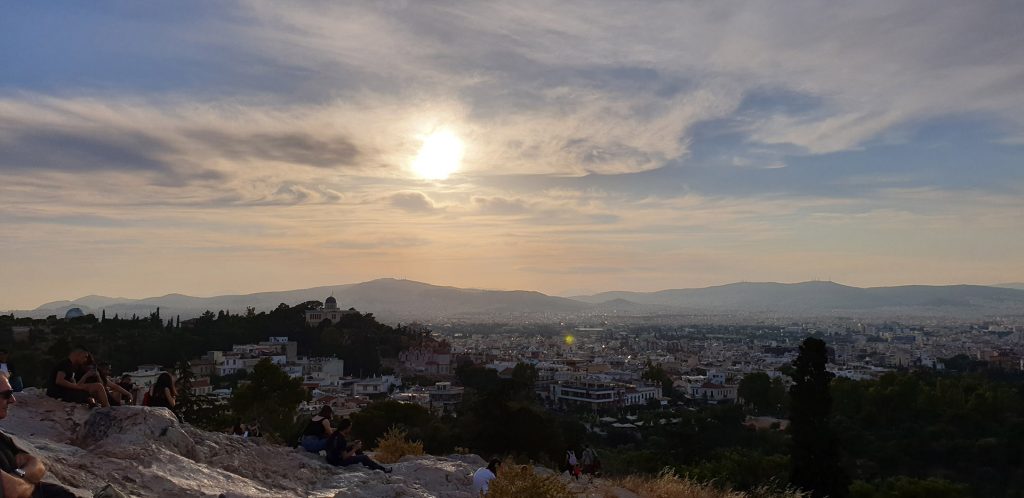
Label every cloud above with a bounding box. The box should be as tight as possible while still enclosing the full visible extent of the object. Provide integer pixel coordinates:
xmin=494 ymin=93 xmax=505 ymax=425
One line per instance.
xmin=324 ymin=236 xmax=430 ymax=250
xmin=390 ymin=191 xmax=436 ymax=212
xmin=234 ymin=0 xmax=1024 ymax=162
xmin=3 ymin=1 xmax=1024 ymax=308
xmin=471 ymin=196 xmax=528 ymax=215
xmin=185 ymin=130 xmax=360 ymax=168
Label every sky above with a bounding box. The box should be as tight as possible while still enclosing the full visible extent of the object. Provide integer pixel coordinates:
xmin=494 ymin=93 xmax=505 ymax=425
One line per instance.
xmin=2 ymin=0 xmax=1024 ymax=309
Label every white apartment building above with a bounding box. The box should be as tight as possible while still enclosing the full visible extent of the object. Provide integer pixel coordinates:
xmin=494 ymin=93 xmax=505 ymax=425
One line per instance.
xmin=351 ymin=375 xmax=402 ymax=396
xmin=550 ymin=378 xmax=661 ymax=410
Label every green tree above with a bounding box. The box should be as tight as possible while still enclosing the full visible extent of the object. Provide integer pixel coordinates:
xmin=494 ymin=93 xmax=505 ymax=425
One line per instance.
xmin=849 ymin=477 xmax=971 ymax=498
xmin=230 ymin=359 xmax=309 ymax=441
xmin=175 ymin=360 xmax=199 ymax=424
xmin=739 ymin=372 xmax=787 ymax=416
xmin=350 ymin=400 xmax=455 ymax=453
xmin=641 ymin=363 xmax=675 ymax=397
xmin=511 ymin=362 xmax=538 ymax=390
xmin=789 ymin=337 xmax=849 ymax=498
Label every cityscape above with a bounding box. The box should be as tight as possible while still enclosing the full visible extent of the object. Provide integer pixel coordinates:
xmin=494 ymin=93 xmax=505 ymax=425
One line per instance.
xmin=2 ymin=1 xmax=1023 ymax=497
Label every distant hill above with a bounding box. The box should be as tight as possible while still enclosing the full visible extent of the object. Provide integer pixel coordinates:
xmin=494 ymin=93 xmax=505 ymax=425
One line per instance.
xmin=13 ymin=278 xmax=588 ymax=323
xmin=570 ymin=281 xmax=1024 ymax=315
xmin=995 ymin=283 xmax=1024 ymax=291
xmin=10 ymin=279 xmax=1024 ymax=322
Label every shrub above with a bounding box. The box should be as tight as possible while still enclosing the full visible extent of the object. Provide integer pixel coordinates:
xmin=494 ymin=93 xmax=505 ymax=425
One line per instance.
xmin=612 ymin=469 xmax=804 ymax=498
xmin=372 ymin=426 xmax=424 ymax=464
xmin=487 ymin=464 xmax=573 ymax=498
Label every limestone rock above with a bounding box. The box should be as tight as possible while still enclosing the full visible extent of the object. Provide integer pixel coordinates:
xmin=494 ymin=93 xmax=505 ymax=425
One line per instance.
xmin=76 ymin=406 xmax=197 ymax=460
xmin=0 ymin=390 xmax=499 ymax=497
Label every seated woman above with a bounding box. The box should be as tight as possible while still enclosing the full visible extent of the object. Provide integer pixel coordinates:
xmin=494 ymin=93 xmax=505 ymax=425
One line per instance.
xmin=79 ymin=362 xmax=133 ymax=406
xmin=148 ymin=372 xmax=177 ymax=410
xmin=300 ymin=406 xmax=334 ymax=453
xmin=325 ymin=419 xmax=391 ymax=473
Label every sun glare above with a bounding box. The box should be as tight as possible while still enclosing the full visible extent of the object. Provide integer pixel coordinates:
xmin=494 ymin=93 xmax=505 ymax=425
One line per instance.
xmin=412 ymin=129 xmax=464 ymax=180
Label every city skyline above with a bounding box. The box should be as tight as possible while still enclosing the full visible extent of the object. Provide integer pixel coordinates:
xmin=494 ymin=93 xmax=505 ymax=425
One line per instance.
xmin=3 ymin=1 xmax=1023 ymax=309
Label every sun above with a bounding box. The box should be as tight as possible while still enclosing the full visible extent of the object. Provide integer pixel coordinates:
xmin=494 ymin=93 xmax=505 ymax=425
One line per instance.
xmin=411 ymin=129 xmax=464 ymax=180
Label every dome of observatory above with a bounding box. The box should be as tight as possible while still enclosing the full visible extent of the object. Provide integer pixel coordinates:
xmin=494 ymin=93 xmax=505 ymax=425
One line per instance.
xmin=324 ymin=296 xmax=338 ymax=309
xmin=64 ymin=307 xmax=85 ymax=319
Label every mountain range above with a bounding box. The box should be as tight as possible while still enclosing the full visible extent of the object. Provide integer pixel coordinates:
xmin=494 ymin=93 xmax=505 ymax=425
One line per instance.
xmin=9 ymin=278 xmax=1024 ymax=322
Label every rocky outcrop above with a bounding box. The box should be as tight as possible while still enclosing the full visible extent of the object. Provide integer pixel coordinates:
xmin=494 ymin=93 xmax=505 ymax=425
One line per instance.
xmin=3 ymin=389 xmax=486 ymax=497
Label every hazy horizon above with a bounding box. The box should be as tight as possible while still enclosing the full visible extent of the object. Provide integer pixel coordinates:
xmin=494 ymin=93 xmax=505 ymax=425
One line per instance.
xmin=7 ymin=277 xmax=1024 ymax=312
xmin=3 ymin=1 xmax=1023 ymax=310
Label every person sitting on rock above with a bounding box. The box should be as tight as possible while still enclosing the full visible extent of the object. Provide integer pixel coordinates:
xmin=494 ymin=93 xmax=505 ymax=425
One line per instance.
xmin=472 ymin=458 xmax=501 ymax=496
xmin=0 ymin=349 xmax=23 ymax=392
xmin=325 ymin=419 xmax=391 ymax=473
xmin=247 ymin=421 xmax=262 ymax=438
xmin=116 ymin=375 xmax=136 ymax=405
xmin=148 ymin=372 xmax=177 ymax=410
xmin=0 ymin=372 xmax=78 ymax=497
xmin=79 ymin=362 xmax=133 ymax=407
xmin=46 ymin=348 xmax=110 ymax=408
xmin=300 ymin=406 xmax=335 ymax=453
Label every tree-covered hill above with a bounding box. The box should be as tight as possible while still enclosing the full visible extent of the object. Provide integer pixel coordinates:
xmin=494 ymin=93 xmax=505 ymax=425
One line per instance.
xmin=0 ymin=302 xmax=427 ymax=388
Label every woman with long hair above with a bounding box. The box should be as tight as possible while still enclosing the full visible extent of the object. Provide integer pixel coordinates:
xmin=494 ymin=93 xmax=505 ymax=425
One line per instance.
xmin=149 ymin=372 xmax=177 ymax=409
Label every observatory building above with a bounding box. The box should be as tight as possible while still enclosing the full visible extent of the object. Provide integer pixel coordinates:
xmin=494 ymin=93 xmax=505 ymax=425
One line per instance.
xmin=304 ymin=296 xmax=358 ymax=325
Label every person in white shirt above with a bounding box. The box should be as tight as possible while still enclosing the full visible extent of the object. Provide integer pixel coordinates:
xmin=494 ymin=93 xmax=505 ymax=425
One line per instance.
xmin=472 ymin=458 xmax=501 ymax=496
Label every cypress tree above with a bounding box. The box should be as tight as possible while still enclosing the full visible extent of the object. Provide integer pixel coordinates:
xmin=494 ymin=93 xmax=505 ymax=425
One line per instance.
xmin=789 ymin=337 xmax=849 ymax=498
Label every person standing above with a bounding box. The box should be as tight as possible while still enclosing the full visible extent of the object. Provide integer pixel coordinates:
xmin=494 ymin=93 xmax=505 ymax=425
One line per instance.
xmin=566 ymin=449 xmax=580 ymax=480
xmin=580 ymin=445 xmax=599 ymax=481
xmin=472 ymin=459 xmax=501 ymax=496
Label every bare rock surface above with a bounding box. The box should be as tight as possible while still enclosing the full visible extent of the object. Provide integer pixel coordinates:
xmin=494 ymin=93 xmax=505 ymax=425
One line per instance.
xmin=2 ymin=390 xmax=483 ymax=497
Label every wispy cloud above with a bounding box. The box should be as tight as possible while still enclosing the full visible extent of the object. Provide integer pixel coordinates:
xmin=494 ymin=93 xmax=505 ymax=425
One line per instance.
xmin=390 ymin=191 xmax=437 ymax=212
xmin=1 ymin=1 xmax=1023 ymax=308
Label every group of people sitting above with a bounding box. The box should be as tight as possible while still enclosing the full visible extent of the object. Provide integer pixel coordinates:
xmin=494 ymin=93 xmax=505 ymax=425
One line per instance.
xmin=299 ymin=406 xmax=392 ymax=473
xmin=45 ymin=347 xmax=177 ymax=411
xmin=231 ymin=420 xmax=262 ymax=438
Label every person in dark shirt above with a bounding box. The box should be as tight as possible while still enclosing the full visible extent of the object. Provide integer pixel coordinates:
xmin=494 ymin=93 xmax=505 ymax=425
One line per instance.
xmin=148 ymin=372 xmax=177 ymax=410
xmin=300 ymin=406 xmax=335 ymax=452
xmin=0 ymin=372 xmax=78 ymax=497
xmin=45 ymin=348 xmax=109 ymax=407
xmin=116 ymin=375 xmax=135 ymax=404
xmin=325 ymin=419 xmax=391 ymax=473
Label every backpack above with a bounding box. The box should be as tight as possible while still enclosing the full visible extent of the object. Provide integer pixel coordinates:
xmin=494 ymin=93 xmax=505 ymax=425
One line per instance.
xmin=567 ymin=450 xmax=578 ymax=466
xmin=142 ymin=391 xmax=151 ymax=407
